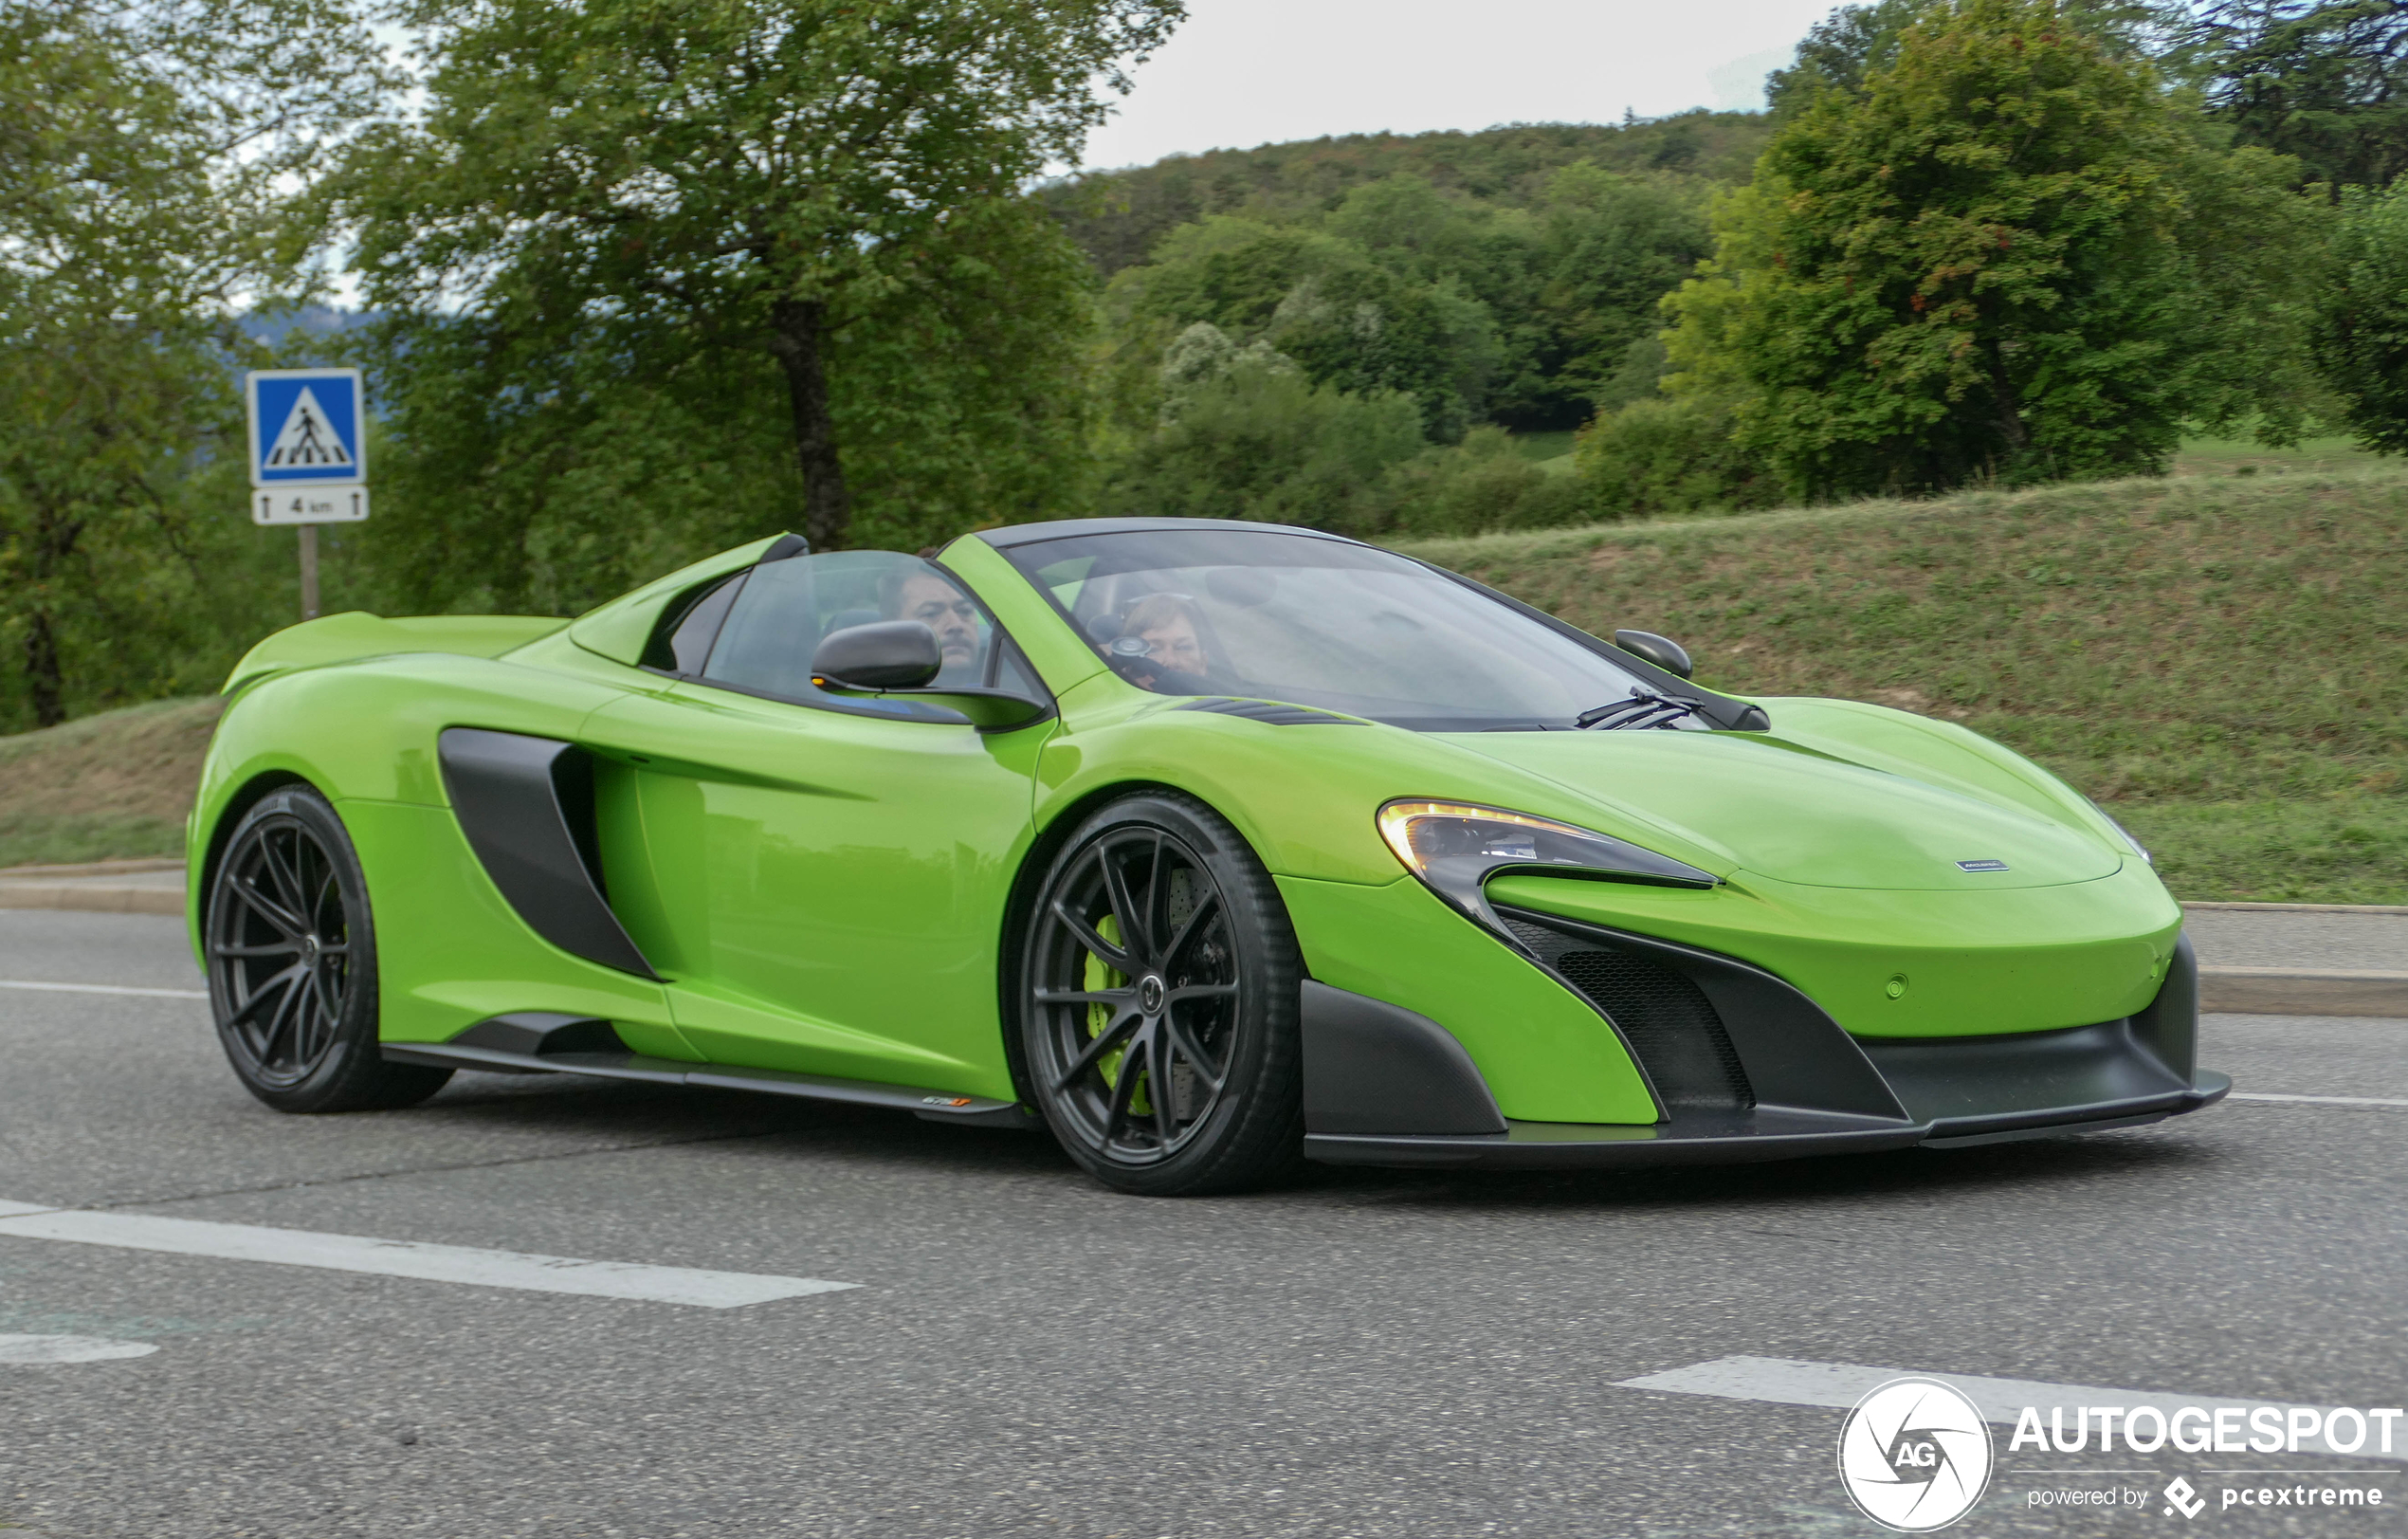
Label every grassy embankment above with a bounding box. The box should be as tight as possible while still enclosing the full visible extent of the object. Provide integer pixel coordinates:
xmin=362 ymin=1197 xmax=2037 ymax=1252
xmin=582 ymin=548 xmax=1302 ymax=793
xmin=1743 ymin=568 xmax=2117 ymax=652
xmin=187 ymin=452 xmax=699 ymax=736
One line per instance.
xmin=0 ymin=696 xmax=221 ymax=869
xmin=4 ymin=464 xmax=2403 ymax=901
xmin=1396 ymin=466 xmax=2408 ymax=905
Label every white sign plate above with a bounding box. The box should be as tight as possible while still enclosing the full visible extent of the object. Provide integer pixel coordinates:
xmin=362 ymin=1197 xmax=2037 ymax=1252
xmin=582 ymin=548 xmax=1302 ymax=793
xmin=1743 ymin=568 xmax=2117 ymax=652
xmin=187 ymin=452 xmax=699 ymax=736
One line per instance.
xmin=253 ymin=486 xmax=370 ymax=525
xmin=246 ymin=368 xmax=366 ymax=487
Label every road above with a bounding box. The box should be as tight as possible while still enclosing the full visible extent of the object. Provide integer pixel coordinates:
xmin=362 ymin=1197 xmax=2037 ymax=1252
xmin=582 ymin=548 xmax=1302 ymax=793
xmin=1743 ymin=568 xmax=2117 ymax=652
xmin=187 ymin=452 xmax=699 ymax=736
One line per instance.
xmin=1 ymin=908 xmax=2403 ymax=1538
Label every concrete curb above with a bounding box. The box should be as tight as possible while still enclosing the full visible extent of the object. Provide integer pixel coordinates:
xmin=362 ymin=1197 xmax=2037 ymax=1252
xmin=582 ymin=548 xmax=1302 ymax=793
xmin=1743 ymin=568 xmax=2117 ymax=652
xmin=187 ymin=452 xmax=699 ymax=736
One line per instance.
xmin=2199 ymin=967 xmax=2408 ymax=1018
xmin=0 ymin=883 xmax=183 ymax=917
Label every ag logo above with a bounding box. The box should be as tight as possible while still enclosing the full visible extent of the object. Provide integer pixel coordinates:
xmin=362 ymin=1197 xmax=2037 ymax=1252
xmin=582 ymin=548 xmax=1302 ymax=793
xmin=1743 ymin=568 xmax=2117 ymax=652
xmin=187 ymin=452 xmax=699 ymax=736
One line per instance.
xmin=1836 ymin=1377 xmax=1993 ymax=1532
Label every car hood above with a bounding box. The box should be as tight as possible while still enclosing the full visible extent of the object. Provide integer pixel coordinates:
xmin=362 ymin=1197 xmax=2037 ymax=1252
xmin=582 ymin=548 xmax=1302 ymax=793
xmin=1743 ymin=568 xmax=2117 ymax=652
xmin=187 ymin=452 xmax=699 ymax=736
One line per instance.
xmin=1432 ymin=724 xmax=2122 ymax=891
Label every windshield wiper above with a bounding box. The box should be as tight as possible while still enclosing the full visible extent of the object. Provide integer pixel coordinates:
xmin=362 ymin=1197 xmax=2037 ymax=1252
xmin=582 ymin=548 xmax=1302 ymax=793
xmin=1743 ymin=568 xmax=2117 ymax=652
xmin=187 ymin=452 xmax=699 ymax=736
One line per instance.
xmin=1574 ymin=687 xmax=1704 ymax=731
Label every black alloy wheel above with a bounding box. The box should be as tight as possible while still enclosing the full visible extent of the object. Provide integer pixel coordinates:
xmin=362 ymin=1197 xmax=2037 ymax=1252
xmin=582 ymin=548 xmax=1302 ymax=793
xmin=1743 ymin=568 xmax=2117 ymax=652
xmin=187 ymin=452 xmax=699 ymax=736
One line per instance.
xmin=1021 ymin=792 xmax=1304 ymax=1196
xmin=205 ymin=787 xmax=451 ymax=1113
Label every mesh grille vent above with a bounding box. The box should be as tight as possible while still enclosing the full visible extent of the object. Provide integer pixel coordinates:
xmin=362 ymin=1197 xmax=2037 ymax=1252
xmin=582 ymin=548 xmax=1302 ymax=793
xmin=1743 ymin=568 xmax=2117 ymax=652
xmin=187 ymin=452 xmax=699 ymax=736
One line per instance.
xmin=1505 ymin=916 xmax=1755 ymax=1110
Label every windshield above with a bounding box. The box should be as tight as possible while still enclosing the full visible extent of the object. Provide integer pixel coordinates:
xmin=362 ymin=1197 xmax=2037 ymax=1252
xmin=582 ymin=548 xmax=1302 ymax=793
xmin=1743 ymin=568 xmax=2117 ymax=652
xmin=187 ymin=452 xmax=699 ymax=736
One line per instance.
xmin=999 ymin=526 xmax=1665 ymax=731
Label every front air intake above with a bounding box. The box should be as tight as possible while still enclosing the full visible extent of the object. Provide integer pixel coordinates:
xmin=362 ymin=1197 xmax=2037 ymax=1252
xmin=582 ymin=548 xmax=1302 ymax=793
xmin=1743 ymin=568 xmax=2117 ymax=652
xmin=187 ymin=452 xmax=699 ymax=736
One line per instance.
xmin=1504 ymin=916 xmax=1756 ymax=1111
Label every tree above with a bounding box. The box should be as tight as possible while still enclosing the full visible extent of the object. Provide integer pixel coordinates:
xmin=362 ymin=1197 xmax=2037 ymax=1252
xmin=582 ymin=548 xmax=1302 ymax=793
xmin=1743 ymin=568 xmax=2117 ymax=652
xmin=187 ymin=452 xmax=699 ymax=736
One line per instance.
xmin=2166 ymin=1 xmax=2408 ymax=190
xmin=340 ymin=0 xmax=1178 ymax=551
xmin=0 ymin=0 xmax=384 ymax=726
xmin=2314 ymin=178 xmax=2408 ymax=449
xmin=1661 ymin=0 xmax=2326 ymax=502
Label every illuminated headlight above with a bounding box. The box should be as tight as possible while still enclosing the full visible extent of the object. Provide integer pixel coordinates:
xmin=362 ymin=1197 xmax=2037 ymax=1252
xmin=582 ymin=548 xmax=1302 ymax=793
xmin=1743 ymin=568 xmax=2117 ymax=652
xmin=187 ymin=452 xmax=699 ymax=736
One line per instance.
xmin=1377 ymin=800 xmax=1717 ymax=934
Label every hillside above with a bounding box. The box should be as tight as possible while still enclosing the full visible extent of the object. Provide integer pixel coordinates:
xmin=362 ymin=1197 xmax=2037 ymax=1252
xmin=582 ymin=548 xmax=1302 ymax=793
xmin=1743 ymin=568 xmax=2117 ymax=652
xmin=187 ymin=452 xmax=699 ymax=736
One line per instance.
xmin=1042 ymin=112 xmax=1772 ymax=275
xmin=0 ymin=697 xmax=222 ymax=869
xmin=1396 ymin=467 xmax=2408 ymax=904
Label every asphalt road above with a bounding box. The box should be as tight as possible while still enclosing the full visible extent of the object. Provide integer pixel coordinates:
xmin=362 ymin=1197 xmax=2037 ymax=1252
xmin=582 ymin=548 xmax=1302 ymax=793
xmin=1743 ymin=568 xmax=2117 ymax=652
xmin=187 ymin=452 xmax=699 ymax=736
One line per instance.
xmin=3 ymin=909 xmax=2405 ymax=1538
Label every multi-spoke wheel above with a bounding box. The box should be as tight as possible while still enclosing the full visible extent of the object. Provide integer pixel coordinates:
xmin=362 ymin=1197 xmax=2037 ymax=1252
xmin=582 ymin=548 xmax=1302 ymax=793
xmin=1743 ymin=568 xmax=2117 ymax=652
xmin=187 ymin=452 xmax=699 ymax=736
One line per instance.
xmin=205 ymin=787 xmax=451 ymax=1113
xmin=1021 ymin=793 xmax=1304 ymax=1196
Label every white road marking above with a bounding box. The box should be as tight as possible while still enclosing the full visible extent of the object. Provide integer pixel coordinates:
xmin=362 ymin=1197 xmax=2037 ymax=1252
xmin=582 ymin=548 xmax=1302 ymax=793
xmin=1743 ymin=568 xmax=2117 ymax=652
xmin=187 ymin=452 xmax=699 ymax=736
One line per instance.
xmin=0 ymin=1333 xmax=159 ymax=1364
xmin=0 ymin=1201 xmax=856 ymax=1309
xmin=1615 ymin=1357 xmax=2408 ymax=1462
xmin=0 ymin=980 xmax=206 ymax=999
xmin=2230 ymin=1091 xmax=2408 ymax=1109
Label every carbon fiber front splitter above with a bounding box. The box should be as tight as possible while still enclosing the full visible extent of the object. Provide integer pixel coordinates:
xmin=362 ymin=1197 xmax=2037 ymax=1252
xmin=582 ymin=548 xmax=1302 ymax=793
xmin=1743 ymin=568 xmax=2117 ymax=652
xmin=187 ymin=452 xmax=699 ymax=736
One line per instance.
xmin=1301 ymin=1073 xmax=2232 ymax=1168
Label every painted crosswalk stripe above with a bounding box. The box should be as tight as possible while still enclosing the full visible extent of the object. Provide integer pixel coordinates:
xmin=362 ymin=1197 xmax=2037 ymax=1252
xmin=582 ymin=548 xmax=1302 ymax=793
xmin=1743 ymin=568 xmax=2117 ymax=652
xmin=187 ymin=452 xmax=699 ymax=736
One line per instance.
xmin=1614 ymin=1357 xmax=2408 ymax=1463
xmin=0 ymin=1201 xmax=855 ymax=1309
xmin=2230 ymin=1090 xmax=2408 ymax=1109
xmin=0 ymin=980 xmax=207 ymax=999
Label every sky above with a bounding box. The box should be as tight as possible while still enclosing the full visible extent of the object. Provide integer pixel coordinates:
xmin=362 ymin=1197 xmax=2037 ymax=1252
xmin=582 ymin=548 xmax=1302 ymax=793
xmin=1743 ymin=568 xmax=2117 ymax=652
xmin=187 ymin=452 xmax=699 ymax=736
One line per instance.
xmin=1076 ymin=0 xmax=1845 ymax=172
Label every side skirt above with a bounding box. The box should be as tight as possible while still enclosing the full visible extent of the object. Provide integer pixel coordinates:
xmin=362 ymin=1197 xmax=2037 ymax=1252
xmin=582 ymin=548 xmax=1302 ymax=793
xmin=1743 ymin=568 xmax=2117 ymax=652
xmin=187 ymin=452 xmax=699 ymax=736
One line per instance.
xmin=385 ymin=1012 xmax=1039 ymax=1129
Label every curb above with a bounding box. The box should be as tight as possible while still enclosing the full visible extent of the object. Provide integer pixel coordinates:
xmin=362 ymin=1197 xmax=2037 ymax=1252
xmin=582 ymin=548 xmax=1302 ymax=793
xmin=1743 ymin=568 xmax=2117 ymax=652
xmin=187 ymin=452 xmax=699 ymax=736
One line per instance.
xmin=2199 ymin=967 xmax=2408 ymax=1019
xmin=0 ymin=884 xmax=184 ymax=917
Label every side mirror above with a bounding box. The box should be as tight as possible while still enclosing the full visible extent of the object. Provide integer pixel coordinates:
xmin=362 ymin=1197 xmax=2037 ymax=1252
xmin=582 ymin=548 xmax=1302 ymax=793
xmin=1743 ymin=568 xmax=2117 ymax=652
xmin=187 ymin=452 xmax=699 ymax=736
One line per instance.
xmin=1613 ymin=629 xmax=1693 ymax=680
xmin=809 ymin=621 xmax=1053 ymax=730
xmin=811 ymin=621 xmax=941 ymax=691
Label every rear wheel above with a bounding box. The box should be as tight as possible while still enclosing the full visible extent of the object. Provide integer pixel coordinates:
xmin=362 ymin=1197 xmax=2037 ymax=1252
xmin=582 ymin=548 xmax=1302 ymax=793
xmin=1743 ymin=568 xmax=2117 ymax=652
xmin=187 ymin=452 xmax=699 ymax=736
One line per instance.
xmin=205 ymin=786 xmax=451 ymax=1113
xmin=1021 ymin=793 xmax=1303 ymax=1196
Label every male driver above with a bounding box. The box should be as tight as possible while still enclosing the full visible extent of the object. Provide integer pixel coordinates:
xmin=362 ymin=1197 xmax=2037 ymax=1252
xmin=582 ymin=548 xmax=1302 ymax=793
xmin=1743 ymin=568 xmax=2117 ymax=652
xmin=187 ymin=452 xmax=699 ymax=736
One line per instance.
xmin=1122 ymin=593 xmax=1209 ymax=683
xmin=882 ymin=566 xmax=983 ymax=682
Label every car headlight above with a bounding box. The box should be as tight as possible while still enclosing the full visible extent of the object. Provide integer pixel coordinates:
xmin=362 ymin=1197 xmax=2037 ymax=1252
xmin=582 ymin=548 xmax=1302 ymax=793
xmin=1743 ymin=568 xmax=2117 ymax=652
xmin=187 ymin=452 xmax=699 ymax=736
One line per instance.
xmin=1377 ymin=800 xmax=1718 ymax=935
xmin=2085 ymin=798 xmax=2152 ymax=864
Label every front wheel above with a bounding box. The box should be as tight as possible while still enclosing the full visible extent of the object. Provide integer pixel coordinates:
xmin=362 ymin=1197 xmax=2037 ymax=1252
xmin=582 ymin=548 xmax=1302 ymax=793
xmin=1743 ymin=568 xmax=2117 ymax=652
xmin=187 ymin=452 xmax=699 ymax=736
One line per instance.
xmin=205 ymin=786 xmax=452 ymax=1113
xmin=1020 ymin=793 xmax=1304 ymax=1196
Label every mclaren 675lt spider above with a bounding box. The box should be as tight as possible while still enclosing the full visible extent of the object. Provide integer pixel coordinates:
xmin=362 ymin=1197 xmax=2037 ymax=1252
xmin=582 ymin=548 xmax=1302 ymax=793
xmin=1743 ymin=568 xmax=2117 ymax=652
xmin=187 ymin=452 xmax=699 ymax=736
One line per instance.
xmin=190 ymin=518 xmax=2227 ymax=1195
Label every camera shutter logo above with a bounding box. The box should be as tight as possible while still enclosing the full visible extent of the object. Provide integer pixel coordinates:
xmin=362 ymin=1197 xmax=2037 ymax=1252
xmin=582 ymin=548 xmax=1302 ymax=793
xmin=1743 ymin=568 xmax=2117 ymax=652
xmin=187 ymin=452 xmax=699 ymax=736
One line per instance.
xmin=1836 ymin=1377 xmax=1994 ymax=1532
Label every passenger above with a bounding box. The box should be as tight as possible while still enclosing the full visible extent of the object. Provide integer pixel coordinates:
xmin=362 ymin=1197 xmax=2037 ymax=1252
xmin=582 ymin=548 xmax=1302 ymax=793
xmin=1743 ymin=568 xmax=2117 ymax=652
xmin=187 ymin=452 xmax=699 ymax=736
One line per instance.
xmin=882 ymin=566 xmax=982 ymax=681
xmin=1122 ymin=593 xmax=1209 ymax=683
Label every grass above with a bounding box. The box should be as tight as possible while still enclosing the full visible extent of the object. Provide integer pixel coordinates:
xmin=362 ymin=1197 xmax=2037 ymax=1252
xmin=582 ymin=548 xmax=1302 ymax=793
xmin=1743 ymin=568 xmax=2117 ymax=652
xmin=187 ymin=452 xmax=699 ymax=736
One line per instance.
xmin=2170 ymin=432 xmax=2391 ymax=478
xmin=0 ymin=696 xmax=221 ymax=869
xmin=1393 ymin=467 xmax=2408 ymax=905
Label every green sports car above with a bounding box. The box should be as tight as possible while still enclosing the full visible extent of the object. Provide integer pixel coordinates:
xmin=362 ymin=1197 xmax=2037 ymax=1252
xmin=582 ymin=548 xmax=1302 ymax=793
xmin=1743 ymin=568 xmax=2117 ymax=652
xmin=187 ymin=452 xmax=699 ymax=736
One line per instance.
xmin=188 ymin=518 xmax=2227 ymax=1195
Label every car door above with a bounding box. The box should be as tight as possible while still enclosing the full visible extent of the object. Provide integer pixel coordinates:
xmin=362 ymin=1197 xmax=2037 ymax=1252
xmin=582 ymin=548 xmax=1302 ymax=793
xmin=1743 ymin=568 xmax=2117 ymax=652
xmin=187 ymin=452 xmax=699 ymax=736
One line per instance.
xmin=579 ymin=549 xmax=1053 ymax=1099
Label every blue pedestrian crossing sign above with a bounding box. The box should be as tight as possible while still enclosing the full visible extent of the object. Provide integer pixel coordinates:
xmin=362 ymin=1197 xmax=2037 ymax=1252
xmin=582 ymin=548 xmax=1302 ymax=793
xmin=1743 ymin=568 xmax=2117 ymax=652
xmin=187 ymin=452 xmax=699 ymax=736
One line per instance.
xmin=247 ymin=369 xmax=365 ymax=487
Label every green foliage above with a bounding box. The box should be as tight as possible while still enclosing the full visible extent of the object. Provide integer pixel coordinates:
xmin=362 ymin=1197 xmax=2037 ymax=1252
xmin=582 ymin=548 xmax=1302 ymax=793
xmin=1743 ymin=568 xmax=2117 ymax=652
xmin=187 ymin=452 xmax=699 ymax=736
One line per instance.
xmin=0 ymin=0 xmax=385 ymax=730
xmin=1572 ymin=396 xmax=1778 ymax=521
xmin=1663 ymin=0 xmax=2327 ymax=504
xmin=1042 ymin=115 xmax=1771 ymax=276
xmin=338 ymin=0 xmax=1175 ymax=551
xmin=1371 ymin=427 xmax=1587 ymax=540
xmin=2313 ymin=180 xmax=2408 ymax=454
xmin=1102 ymin=362 xmax=1422 ymax=533
xmin=2166 ymin=0 xmax=2408 ymax=190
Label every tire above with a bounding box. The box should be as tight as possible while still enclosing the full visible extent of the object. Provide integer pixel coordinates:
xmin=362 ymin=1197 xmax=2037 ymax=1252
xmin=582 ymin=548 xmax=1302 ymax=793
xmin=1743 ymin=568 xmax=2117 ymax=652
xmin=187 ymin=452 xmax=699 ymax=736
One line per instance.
xmin=1020 ymin=792 xmax=1304 ymax=1196
xmin=204 ymin=786 xmax=452 ymax=1113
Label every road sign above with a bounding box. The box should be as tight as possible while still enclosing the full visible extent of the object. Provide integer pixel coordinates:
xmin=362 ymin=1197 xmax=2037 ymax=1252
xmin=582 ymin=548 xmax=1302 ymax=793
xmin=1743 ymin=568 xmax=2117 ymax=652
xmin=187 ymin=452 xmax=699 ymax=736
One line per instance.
xmin=252 ymin=486 xmax=371 ymax=526
xmin=246 ymin=369 xmax=365 ymax=487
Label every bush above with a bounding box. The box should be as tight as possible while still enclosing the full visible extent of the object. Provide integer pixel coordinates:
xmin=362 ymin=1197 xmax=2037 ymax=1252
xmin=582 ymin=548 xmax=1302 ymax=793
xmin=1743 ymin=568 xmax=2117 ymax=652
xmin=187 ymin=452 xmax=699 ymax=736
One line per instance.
xmin=2316 ymin=180 xmax=2408 ymax=455
xmin=1371 ymin=427 xmax=1586 ymax=538
xmin=1571 ymin=396 xmax=1774 ymax=520
xmin=1102 ymin=363 xmax=1424 ymax=533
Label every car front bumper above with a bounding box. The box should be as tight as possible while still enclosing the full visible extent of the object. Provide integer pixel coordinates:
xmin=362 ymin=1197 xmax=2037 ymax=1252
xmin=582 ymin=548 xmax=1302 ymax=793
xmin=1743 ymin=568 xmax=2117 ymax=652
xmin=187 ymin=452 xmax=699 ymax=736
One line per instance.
xmin=1298 ymin=905 xmax=2229 ymax=1170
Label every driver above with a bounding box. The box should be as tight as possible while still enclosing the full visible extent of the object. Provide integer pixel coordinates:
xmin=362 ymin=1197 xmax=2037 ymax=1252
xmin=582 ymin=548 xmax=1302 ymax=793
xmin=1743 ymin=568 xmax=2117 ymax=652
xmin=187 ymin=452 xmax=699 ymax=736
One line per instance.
xmin=882 ymin=566 xmax=983 ymax=683
xmin=1122 ymin=593 xmax=1208 ymax=683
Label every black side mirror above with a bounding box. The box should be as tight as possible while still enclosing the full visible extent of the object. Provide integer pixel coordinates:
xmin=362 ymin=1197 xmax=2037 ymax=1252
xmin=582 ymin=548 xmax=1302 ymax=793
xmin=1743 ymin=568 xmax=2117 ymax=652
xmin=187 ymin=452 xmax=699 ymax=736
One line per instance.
xmin=811 ymin=621 xmax=940 ymax=691
xmin=809 ymin=620 xmax=1053 ymax=730
xmin=1614 ymin=629 xmax=1694 ymax=679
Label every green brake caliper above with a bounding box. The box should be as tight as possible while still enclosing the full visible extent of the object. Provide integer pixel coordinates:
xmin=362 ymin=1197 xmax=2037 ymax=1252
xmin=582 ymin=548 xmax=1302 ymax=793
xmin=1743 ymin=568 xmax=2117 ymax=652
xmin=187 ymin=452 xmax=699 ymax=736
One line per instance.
xmin=1085 ymin=914 xmax=1151 ymax=1115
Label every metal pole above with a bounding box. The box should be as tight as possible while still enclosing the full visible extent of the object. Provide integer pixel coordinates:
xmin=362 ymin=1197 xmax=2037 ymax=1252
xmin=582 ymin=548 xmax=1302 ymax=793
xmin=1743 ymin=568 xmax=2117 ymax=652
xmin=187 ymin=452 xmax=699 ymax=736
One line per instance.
xmin=300 ymin=524 xmax=320 ymax=621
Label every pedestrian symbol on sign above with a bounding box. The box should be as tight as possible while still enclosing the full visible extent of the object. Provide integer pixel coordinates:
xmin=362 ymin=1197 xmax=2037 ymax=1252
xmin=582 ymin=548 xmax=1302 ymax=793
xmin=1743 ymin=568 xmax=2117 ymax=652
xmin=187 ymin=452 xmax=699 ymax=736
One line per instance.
xmin=262 ymin=387 xmax=354 ymax=471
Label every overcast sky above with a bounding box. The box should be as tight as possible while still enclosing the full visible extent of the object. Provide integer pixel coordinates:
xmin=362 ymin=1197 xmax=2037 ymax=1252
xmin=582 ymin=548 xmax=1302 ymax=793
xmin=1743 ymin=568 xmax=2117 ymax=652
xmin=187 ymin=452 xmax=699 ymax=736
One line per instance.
xmin=1077 ymin=0 xmax=1844 ymax=171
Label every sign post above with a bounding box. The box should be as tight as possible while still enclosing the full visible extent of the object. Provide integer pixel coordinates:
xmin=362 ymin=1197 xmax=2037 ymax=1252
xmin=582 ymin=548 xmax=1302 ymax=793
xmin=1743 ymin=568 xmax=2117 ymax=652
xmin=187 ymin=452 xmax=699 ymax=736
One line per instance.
xmin=246 ymin=369 xmax=369 ymax=621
